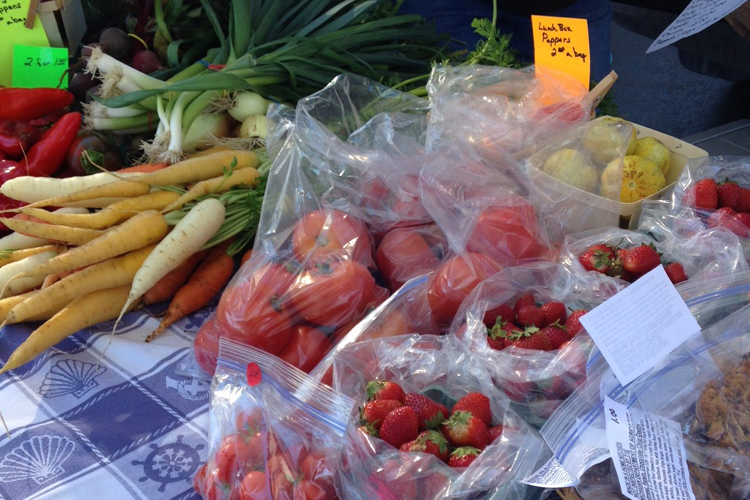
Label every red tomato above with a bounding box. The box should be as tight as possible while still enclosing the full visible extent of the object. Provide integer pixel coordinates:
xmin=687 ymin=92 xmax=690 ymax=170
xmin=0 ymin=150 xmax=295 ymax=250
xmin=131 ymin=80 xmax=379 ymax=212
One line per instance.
xmin=193 ymin=463 xmax=208 ymax=494
xmin=289 ymin=259 xmax=376 ymax=327
xmin=213 ymin=434 xmax=247 ymax=484
xmin=269 ymin=454 xmax=295 ymax=499
xmin=427 ymin=253 xmax=503 ymax=328
xmin=293 ymin=480 xmax=330 ymax=500
xmin=217 ymin=284 xmax=293 ymax=355
xmin=466 ymin=202 xmax=542 ymax=266
xmin=240 ymin=471 xmax=270 ymax=500
xmin=361 ymin=176 xmax=390 ymax=209
xmin=300 ymin=453 xmax=335 ymax=494
xmin=292 ymin=210 xmax=373 ymax=266
xmin=277 ymin=326 xmax=331 ymax=373
xmin=235 ymin=408 xmax=265 ymax=437
xmin=194 ymin=319 xmax=223 ymax=375
xmin=376 ymin=226 xmax=440 ymax=290
xmin=391 ymin=199 xmax=430 ymax=227
xmin=203 ymin=466 xmax=241 ymax=500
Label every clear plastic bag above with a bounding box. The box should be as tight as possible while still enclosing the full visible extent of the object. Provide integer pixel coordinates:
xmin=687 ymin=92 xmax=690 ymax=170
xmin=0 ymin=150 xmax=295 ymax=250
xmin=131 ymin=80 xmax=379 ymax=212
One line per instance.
xmin=541 ymin=270 xmax=750 ymax=499
xmin=426 ymin=64 xmax=589 ymax=164
xmin=310 ymin=275 xmax=438 ymax=387
xmin=639 ymin=156 xmax=750 ymax=260
xmin=193 ymin=338 xmax=353 ymax=500
xmin=559 ymin=225 xmax=747 ymax=286
xmin=450 ymin=262 xmax=621 ymax=428
xmin=332 ymin=334 xmax=548 ymax=500
xmin=194 ymin=74 xmax=445 ymax=375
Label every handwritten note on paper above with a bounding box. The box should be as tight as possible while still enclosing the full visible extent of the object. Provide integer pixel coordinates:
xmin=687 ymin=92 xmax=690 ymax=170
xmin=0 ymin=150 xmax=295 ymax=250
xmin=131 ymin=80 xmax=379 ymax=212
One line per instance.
xmin=0 ymin=0 xmax=50 ymax=86
xmin=532 ymin=15 xmax=590 ymax=90
xmin=647 ymin=0 xmax=746 ymax=53
xmin=578 ymin=265 xmax=701 ymax=386
xmin=12 ymin=45 xmax=68 ymax=88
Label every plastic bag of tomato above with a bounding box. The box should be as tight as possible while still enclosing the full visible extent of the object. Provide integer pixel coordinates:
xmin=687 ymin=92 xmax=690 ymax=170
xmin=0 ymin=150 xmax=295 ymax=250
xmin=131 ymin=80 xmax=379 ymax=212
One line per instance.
xmin=193 ymin=338 xmax=352 ymax=500
xmin=450 ymin=262 xmax=622 ymax=427
xmin=194 ymin=75 xmax=452 ymax=375
xmin=331 ymin=334 xmax=547 ymax=500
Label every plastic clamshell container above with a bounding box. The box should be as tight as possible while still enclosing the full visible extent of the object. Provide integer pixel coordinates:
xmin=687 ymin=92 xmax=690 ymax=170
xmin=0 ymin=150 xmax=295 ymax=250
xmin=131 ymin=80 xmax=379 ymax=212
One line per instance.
xmin=529 ymin=122 xmax=707 ymax=243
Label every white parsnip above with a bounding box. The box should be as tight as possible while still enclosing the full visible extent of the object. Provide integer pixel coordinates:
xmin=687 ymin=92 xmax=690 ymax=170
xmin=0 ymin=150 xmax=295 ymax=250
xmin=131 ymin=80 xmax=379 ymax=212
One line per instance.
xmin=1 ymin=172 xmax=138 ymax=203
xmin=114 ymin=198 xmax=225 ymax=330
xmin=0 ymin=251 xmax=58 ymax=298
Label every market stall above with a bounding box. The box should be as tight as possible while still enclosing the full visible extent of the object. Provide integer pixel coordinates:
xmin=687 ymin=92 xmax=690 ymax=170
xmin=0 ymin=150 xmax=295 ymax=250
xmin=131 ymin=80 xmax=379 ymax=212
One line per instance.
xmin=2 ymin=1 xmax=750 ymax=500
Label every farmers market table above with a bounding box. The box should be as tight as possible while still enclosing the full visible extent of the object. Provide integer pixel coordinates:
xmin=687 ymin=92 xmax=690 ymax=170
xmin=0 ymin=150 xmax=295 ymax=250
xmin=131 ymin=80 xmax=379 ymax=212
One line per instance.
xmin=0 ymin=304 xmax=211 ymax=500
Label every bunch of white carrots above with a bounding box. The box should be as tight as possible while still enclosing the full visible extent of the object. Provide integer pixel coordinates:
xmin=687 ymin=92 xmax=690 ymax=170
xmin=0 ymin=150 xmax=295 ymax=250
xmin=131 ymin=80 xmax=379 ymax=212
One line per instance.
xmin=0 ymin=148 xmax=264 ymax=378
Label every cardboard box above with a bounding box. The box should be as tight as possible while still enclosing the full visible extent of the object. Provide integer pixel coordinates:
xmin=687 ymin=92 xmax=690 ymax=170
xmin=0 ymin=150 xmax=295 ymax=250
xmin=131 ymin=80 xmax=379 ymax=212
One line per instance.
xmin=529 ymin=122 xmax=708 ymax=243
xmin=38 ymin=0 xmax=87 ymax=55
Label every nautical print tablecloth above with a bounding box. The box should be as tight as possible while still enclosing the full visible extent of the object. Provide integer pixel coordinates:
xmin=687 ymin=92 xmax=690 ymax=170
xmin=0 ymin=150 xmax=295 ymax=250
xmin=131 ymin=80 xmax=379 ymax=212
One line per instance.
xmin=0 ymin=304 xmax=215 ymax=500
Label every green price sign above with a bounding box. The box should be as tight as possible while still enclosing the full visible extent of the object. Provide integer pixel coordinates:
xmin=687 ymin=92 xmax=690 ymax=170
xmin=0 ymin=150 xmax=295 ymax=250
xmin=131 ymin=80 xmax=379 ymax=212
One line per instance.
xmin=12 ymin=45 xmax=68 ymax=89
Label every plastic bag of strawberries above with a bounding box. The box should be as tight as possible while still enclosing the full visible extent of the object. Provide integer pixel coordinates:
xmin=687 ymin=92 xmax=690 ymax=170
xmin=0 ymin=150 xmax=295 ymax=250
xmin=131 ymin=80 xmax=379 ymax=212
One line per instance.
xmin=332 ymin=334 xmax=548 ymax=500
xmin=450 ymin=262 xmax=622 ymax=428
xmin=559 ymin=225 xmax=748 ymax=287
xmin=642 ymin=156 xmax=750 ymax=260
xmin=193 ymin=338 xmax=353 ymax=500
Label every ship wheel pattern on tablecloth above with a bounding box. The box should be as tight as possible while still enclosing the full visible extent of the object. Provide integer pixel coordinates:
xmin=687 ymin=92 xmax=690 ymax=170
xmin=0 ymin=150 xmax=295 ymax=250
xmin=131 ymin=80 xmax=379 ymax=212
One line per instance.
xmin=131 ymin=435 xmax=204 ymax=493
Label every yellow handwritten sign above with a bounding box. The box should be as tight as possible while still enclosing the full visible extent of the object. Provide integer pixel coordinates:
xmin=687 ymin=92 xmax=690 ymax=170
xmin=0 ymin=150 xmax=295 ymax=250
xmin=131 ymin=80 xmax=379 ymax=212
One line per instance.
xmin=532 ymin=15 xmax=590 ymax=91
xmin=0 ymin=0 xmax=50 ymax=87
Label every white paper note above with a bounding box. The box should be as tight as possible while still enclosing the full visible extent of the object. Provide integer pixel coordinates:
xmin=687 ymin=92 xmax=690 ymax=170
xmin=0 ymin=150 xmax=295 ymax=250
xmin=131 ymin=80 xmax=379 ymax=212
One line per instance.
xmin=579 ymin=265 xmax=701 ymax=386
xmin=647 ymin=0 xmax=746 ymax=53
xmin=521 ymin=456 xmax=577 ymax=488
xmin=604 ymin=397 xmax=696 ymax=500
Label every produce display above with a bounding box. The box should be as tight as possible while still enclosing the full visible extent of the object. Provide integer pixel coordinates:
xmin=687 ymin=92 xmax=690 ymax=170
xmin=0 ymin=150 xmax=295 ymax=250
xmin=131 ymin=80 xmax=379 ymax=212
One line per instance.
xmin=3 ymin=2 xmax=750 ymax=499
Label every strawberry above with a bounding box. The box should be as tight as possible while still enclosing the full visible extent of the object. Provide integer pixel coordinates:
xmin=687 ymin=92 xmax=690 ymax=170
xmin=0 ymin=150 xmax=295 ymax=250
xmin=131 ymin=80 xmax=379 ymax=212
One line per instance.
xmin=487 ymin=321 xmax=522 ymax=351
xmin=448 ymin=447 xmax=480 ymax=468
xmin=366 ymin=380 xmax=405 ymax=402
xmin=693 ymin=178 xmax=718 ymax=210
xmin=566 ymin=310 xmax=587 ymax=337
xmin=360 ymin=399 xmax=403 ymax=430
xmin=718 ymin=180 xmax=742 ymax=210
xmin=516 ymin=305 xmax=545 ymax=328
xmin=735 ymin=211 xmax=750 ymax=228
xmin=403 ymin=393 xmax=449 ymax=430
xmin=737 ymin=187 xmax=750 ymax=213
xmin=540 ymin=301 xmax=567 ymax=326
xmin=578 ymin=244 xmax=617 ymax=273
xmin=536 ymin=377 xmax=574 ymax=400
xmin=487 ymin=332 xmax=506 ymax=351
xmin=379 ymin=406 xmax=419 ymax=449
xmin=508 ymin=327 xmax=553 ymax=351
xmin=620 ymin=244 xmax=661 ymax=275
xmin=732 ymin=212 xmax=750 ymax=237
xmin=513 ymin=294 xmax=536 ymax=315
xmin=441 ymin=411 xmax=489 ymax=449
xmin=488 ymin=425 xmax=504 ymax=443
xmin=452 ymin=392 xmax=492 ymax=427
xmin=541 ymin=325 xmax=569 ymax=349
xmin=664 ymin=262 xmax=688 ymax=284
xmin=708 ymin=206 xmax=737 ymax=229
xmin=484 ymin=303 xmax=515 ymax=328
xmin=399 ymin=430 xmax=450 ymax=462
xmin=503 ymin=379 xmax=535 ymax=403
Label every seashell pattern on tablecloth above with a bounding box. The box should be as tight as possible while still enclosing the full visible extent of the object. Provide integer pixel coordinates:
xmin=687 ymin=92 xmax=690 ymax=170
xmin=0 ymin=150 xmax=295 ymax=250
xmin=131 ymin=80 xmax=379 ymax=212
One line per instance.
xmin=39 ymin=359 xmax=107 ymax=399
xmin=0 ymin=435 xmax=76 ymax=484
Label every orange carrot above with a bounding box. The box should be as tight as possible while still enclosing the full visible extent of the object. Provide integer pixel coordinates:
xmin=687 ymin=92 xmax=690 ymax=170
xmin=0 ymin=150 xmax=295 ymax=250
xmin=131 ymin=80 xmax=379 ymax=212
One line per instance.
xmin=240 ymin=248 xmax=253 ymax=267
xmin=145 ymin=252 xmax=234 ymax=342
xmin=142 ymin=249 xmax=208 ymax=306
xmin=194 ymin=239 xmax=234 ymax=275
xmin=115 ymin=163 xmax=167 ymax=174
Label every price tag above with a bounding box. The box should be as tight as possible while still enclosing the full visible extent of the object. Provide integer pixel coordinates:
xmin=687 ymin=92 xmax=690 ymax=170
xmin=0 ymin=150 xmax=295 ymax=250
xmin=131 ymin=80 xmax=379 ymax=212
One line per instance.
xmin=12 ymin=45 xmax=68 ymax=88
xmin=246 ymin=362 xmax=262 ymax=387
xmin=532 ymin=15 xmax=590 ymax=91
xmin=0 ymin=0 xmax=50 ymax=86
xmin=579 ymin=265 xmax=701 ymax=386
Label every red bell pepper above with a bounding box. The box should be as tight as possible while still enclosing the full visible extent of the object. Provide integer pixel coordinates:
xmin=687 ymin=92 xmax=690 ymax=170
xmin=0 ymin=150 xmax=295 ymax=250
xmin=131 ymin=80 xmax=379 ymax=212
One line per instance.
xmin=0 ymin=88 xmax=74 ymax=121
xmin=0 ymin=120 xmax=41 ymax=158
xmin=0 ymin=112 xmax=82 ymax=231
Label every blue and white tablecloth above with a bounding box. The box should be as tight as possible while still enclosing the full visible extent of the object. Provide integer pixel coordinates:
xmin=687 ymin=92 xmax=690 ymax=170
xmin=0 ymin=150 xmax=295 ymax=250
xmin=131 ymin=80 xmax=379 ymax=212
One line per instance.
xmin=0 ymin=304 xmax=216 ymax=500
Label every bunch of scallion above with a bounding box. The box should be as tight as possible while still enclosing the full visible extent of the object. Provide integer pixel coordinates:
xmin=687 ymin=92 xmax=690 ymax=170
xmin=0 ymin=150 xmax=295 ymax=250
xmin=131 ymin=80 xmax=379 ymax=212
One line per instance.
xmin=84 ymin=0 xmax=446 ymax=163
